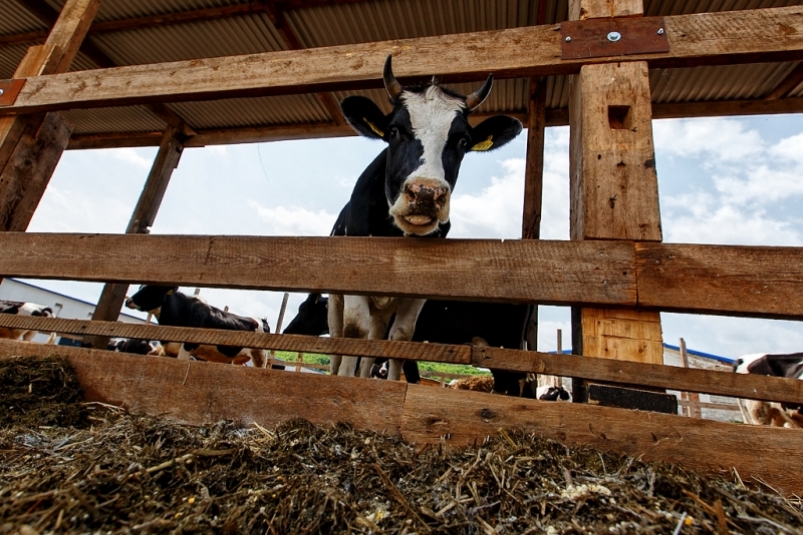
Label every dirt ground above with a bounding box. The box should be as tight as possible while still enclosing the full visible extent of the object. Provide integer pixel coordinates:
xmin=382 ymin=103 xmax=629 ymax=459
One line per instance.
xmin=1 ymin=355 xmax=801 ymax=534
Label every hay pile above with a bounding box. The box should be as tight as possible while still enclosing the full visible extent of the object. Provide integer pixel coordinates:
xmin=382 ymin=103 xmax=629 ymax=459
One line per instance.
xmin=1 ymin=356 xmax=802 ymax=534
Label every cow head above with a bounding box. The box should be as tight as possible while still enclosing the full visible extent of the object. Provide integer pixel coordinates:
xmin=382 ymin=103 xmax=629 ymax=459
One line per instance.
xmin=125 ymin=285 xmax=179 ymax=312
xmin=283 ymin=294 xmax=329 ymax=335
xmin=341 ymin=55 xmax=522 ymax=236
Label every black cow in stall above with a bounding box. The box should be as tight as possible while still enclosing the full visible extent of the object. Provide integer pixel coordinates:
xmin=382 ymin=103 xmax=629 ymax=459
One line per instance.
xmin=286 ymin=293 xmax=533 ymax=395
xmin=734 ymin=352 xmax=803 ymax=428
xmin=125 ymin=285 xmax=270 ymax=367
xmin=329 ymin=55 xmax=522 ymax=381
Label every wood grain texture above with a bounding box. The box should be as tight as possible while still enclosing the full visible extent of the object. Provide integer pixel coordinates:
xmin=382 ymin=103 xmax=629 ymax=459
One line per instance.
xmin=569 ymin=0 xmax=643 ymax=20
xmin=42 ymin=0 xmax=101 ymax=73
xmin=581 ymin=308 xmax=663 ymax=364
xmin=0 ymin=112 xmax=73 ymax=232
xmin=569 ymin=61 xmax=661 ymax=241
xmin=521 ymin=81 xmax=545 ymax=241
xmin=2 ymin=6 xmax=803 ymax=114
xmin=0 ymin=233 xmax=636 ymax=306
xmin=2 ymin=340 xmax=803 ymax=494
xmin=0 ymin=343 xmax=406 ymax=434
xmin=471 ymin=346 xmax=803 ymax=405
xmin=0 ymin=316 xmax=470 ymax=364
xmin=400 ymin=386 xmax=803 ymax=496
xmin=636 ymin=242 xmax=803 ymax=319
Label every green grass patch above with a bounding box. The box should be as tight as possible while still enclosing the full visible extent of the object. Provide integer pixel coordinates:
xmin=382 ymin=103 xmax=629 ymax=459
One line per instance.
xmin=272 ymin=351 xmax=487 ymax=377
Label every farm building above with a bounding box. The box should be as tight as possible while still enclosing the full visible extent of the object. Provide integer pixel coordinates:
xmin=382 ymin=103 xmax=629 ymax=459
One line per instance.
xmin=2 ymin=0 xmax=803 ymax=524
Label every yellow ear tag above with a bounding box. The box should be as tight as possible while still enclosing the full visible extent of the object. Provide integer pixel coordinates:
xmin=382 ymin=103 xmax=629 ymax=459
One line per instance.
xmin=471 ymin=135 xmax=494 ymax=151
xmin=167 ymin=289 xmax=175 ymax=295
xmin=364 ymin=118 xmax=385 ymax=138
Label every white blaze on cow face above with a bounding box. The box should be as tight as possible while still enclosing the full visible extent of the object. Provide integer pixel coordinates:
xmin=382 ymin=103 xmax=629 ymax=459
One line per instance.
xmin=388 ymin=86 xmax=466 ymax=236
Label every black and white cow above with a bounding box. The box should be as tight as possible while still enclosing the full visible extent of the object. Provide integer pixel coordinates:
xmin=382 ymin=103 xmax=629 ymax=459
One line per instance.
xmin=125 ymin=286 xmax=269 ymax=367
xmin=287 ymin=293 xmax=532 ymax=395
xmin=0 ymin=300 xmax=54 ymax=341
xmin=329 ymin=56 xmax=522 ymax=380
xmin=107 ymin=338 xmax=157 ymax=355
xmin=734 ymin=352 xmax=803 ymax=428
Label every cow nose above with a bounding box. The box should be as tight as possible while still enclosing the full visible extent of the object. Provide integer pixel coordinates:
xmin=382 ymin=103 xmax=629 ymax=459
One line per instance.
xmin=124 ymin=297 xmax=135 ymax=309
xmin=405 ymin=182 xmax=449 ymax=208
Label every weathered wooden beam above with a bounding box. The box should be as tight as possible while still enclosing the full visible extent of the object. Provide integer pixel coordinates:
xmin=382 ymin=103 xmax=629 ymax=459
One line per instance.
xmin=85 ymin=127 xmax=186 ymax=349
xmin=0 ymin=233 xmax=637 ymax=306
xmin=2 ymin=6 xmax=803 ymax=114
xmin=2 ymin=342 xmax=802 ymax=495
xmin=521 ymin=80 xmax=546 ymax=241
xmin=0 ymin=317 xmax=470 ymax=364
xmin=0 ymin=112 xmax=74 ymax=232
xmin=400 ymin=386 xmax=803 ymax=496
xmin=0 ymin=234 xmax=802 ymax=318
xmin=765 ymin=62 xmax=803 ymax=100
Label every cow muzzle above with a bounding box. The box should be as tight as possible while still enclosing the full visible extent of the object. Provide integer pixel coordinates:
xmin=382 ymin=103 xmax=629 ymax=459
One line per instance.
xmin=390 ymin=179 xmax=451 ymax=235
xmin=124 ymin=297 xmax=139 ymax=310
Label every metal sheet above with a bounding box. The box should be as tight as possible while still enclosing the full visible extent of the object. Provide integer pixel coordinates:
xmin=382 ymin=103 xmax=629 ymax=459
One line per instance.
xmin=561 ymin=17 xmax=669 ymax=60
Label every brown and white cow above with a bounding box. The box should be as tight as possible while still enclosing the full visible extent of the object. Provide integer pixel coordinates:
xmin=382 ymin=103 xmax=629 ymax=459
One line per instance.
xmin=734 ymin=352 xmax=803 ymax=428
xmin=0 ymin=300 xmax=54 ymax=341
xmin=329 ymin=56 xmax=522 ymax=380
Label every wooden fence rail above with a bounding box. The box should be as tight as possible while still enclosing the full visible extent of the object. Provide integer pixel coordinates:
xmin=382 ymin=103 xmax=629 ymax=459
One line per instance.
xmin=1 ymin=233 xmax=803 ymax=319
xmin=3 ymin=315 xmax=803 ymax=405
xmin=2 ymin=343 xmax=802 ymax=495
xmin=0 ymin=6 xmax=802 ymax=114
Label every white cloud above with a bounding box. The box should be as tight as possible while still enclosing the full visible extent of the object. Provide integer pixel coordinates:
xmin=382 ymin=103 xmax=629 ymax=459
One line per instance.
xmin=653 ymin=118 xmax=764 ymax=163
xmin=248 ymin=201 xmax=336 ymax=236
xmin=768 ymin=132 xmax=803 ymax=164
xmin=106 ymin=148 xmax=152 ymax=168
xmin=27 ymin=185 xmax=131 ymax=234
xmin=449 ymin=127 xmax=570 ymax=240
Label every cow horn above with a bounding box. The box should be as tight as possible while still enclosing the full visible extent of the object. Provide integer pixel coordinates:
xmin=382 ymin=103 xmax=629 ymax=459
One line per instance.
xmin=465 ymin=74 xmax=494 ymax=112
xmin=383 ymin=55 xmax=403 ymax=101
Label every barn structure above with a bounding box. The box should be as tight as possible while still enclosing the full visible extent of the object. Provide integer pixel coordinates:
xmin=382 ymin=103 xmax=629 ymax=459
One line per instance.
xmin=1 ymin=0 xmax=803 ymax=495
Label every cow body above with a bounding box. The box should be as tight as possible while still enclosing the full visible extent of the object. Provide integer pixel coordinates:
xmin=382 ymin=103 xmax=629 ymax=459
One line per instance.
xmin=0 ymin=300 xmax=54 ymax=341
xmin=734 ymin=352 xmax=803 ymax=428
xmin=125 ymin=286 xmax=269 ymax=367
xmin=288 ymin=293 xmax=531 ymax=394
xmin=330 ymin=56 xmax=522 ymax=381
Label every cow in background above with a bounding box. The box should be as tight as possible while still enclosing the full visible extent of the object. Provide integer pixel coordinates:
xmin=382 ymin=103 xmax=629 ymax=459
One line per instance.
xmin=329 ymin=55 xmax=522 ymax=381
xmin=286 ymin=293 xmax=532 ymax=394
xmin=734 ymin=352 xmax=803 ymax=428
xmin=125 ymin=286 xmax=269 ymax=367
xmin=108 ymin=338 xmax=155 ymax=355
xmin=0 ymin=300 xmax=54 ymax=341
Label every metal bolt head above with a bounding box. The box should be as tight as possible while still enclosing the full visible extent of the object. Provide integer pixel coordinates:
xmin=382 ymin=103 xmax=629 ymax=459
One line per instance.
xmin=0 ymin=89 xmax=4 ymax=96
xmin=565 ymin=36 xmax=572 ymax=42
xmin=607 ymin=31 xmax=621 ymax=42
xmin=657 ymin=28 xmax=665 ymax=35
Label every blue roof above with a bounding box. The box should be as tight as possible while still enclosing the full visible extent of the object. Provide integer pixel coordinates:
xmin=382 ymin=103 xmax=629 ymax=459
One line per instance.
xmin=550 ymin=343 xmax=733 ymax=364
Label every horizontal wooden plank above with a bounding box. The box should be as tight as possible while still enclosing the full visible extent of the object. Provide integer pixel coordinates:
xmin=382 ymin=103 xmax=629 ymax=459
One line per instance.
xmin=0 ymin=233 xmax=636 ymax=306
xmin=473 ymin=346 xmax=803 ymax=405
xmin=63 ymin=97 xmax=803 ymax=151
xmin=400 ymin=386 xmax=803 ymax=496
xmin=636 ymin=243 xmax=803 ymax=319
xmin=0 ymin=344 xmax=406 ymax=434
xmin=0 ymin=317 xmax=470 ymax=364
xmin=2 ymin=6 xmax=803 ymax=114
xmin=3 ymin=343 xmax=802 ymax=495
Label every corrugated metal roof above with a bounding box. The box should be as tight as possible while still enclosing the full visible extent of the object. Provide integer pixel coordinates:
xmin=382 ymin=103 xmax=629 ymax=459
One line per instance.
xmin=1 ymin=0 xmax=801 ymax=146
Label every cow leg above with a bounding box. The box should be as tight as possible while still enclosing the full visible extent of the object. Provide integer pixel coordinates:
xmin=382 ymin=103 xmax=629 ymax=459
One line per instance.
xmin=338 ymin=295 xmax=373 ymax=377
xmin=386 ymin=298 xmax=426 ymax=381
xmin=21 ymin=330 xmax=36 ymax=342
xmin=328 ymin=294 xmax=344 ymax=375
xmin=177 ymin=344 xmax=193 ymax=361
xmin=356 ymin=310 xmax=392 ymax=378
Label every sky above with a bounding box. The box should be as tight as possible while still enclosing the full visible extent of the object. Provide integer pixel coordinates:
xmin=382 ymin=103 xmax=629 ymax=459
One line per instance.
xmin=23 ymin=111 xmax=803 ymax=360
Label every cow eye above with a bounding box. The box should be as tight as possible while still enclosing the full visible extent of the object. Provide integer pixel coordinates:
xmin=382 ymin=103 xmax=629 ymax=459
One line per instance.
xmin=388 ymin=126 xmax=399 ymax=140
xmin=458 ymin=136 xmax=470 ymax=148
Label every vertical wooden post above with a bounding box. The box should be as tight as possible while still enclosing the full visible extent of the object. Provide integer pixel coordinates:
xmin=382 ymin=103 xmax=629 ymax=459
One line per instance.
xmin=0 ymin=0 xmax=100 ymax=175
xmin=568 ymin=0 xmax=665 ymax=403
xmin=522 ymin=79 xmax=547 ymax=357
xmin=679 ymin=338 xmax=702 ymax=418
xmin=84 ymin=127 xmax=185 ymax=348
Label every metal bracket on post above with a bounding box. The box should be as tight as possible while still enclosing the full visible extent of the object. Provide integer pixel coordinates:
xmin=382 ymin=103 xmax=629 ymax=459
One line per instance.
xmin=561 ymin=17 xmax=669 ymax=59
xmin=0 ymin=79 xmax=25 ymax=107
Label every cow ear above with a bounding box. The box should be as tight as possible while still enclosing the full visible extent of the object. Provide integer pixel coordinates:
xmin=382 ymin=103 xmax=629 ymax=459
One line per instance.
xmin=469 ymin=115 xmax=523 ymax=152
xmin=341 ymin=96 xmax=390 ymax=140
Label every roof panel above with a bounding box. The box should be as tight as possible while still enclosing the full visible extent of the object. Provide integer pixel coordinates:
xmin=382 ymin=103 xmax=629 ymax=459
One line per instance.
xmin=1 ymin=0 xmax=49 ymax=34
xmin=62 ymin=106 xmax=166 ymax=134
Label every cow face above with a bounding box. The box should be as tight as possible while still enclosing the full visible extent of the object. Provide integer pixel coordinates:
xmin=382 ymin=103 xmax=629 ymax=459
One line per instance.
xmin=125 ymin=285 xmax=178 ymax=312
xmin=283 ymin=294 xmax=329 ymax=335
xmin=341 ymin=56 xmax=522 ymax=236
